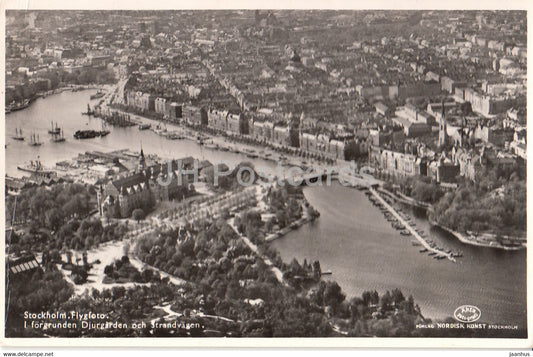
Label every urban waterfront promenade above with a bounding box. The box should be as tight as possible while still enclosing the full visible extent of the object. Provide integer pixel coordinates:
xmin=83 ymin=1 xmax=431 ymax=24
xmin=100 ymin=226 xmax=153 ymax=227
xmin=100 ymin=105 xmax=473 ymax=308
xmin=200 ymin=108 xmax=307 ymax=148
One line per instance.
xmin=368 ymin=188 xmax=457 ymax=263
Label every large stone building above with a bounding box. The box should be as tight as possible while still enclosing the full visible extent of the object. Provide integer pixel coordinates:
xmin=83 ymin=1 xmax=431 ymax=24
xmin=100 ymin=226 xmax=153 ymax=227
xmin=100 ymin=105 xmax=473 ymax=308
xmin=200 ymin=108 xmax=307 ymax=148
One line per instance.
xmin=207 ymin=109 xmax=247 ymax=135
xmin=126 ymin=91 xmax=155 ymax=112
xmin=427 ymin=156 xmax=460 ymax=183
xmin=299 ymin=131 xmax=358 ymax=160
xmin=369 ymin=146 xmax=427 ymax=178
xmin=183 ymin=105 xmax=208 ymax=126
xmin=97 ymin=150 xmax=191 ymax=218
xmin=451 ymin=145 xmax=518 ymax=182
xmin=369 ymin=145 xmax=460 ymax=183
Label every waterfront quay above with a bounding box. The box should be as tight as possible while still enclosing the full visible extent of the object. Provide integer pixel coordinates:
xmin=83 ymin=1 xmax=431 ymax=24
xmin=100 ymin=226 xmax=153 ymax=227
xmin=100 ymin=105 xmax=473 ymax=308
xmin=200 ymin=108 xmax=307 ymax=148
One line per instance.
xmin=368 ymin=188 xmax=456 ymax=263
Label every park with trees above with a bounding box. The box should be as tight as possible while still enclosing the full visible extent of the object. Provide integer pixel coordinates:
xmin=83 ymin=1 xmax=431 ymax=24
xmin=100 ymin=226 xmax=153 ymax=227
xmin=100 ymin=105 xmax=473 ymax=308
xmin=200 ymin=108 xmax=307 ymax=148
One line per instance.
xmin=379 ymin=161 xmax=526 ymax=237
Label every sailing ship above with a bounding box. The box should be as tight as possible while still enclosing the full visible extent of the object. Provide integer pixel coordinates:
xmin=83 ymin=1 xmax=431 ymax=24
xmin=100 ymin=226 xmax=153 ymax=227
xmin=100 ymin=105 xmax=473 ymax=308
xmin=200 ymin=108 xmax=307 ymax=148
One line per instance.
xmin=12 ymin=128 xmax=24 ymax=141
xmin=28 ymin=133 xmax=42 ymax=146
xmin=81 ymin=103 xmax=95 ymax=116
xmin=51 ymin=128 xmax=66 ymax=143
xmin=48 ymin=121 xmax=61 ymax=135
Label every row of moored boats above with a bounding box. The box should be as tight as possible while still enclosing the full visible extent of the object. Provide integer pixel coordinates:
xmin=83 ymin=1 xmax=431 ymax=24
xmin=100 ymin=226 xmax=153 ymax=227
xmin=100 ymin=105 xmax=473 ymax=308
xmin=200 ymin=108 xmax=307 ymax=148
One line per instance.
xmin=365 ymin=190 xmax=463 ymax=260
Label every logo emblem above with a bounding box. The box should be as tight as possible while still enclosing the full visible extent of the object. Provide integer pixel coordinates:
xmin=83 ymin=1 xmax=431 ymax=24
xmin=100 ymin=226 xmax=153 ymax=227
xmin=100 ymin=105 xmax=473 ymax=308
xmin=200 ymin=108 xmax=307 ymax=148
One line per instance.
xmin=454 ymin=305 xmax=481 ymax=323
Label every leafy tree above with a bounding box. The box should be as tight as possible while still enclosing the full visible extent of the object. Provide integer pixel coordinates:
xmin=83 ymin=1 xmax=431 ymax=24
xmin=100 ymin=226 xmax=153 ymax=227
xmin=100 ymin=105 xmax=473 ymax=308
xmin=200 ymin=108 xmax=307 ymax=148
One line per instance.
xmin=391 ymin=288 xmax=405 ymax=306
xmin=324 ymin=281 xmax=345 ymax=308
xmin=380 ymin=291 xmax=393 ymax=313
xmin=132 ymin=208 xmax=145 ymax=223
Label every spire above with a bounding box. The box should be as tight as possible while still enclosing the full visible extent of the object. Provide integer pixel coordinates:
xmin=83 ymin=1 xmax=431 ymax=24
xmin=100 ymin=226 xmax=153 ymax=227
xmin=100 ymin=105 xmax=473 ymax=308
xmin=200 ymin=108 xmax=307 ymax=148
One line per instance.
xmin=138 ymin=144 xmax=146 ymax=171
xmin=439 ymin=99 xmax=448 ymax=148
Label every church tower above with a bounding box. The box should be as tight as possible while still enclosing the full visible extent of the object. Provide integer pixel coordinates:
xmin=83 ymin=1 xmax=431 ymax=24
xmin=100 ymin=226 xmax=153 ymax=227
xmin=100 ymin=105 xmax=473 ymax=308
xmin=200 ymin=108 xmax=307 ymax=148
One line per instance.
xmin=439 ymin=101 xmax=448 ymax=148
xmin=138 ymin=145 xmax=146 ymax=172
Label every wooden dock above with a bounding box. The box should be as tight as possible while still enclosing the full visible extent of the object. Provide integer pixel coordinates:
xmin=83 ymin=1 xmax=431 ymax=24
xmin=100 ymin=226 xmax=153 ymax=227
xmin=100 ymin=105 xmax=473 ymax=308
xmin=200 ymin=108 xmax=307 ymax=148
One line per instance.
xmin=369 ymin=188 xmax=456 ymax=263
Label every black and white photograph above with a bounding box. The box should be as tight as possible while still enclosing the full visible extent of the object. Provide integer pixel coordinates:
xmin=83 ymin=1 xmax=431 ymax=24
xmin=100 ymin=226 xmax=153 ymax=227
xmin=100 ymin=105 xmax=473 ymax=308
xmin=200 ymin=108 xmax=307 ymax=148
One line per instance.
xmin=1 ymin=3 xmax=529 ymax=348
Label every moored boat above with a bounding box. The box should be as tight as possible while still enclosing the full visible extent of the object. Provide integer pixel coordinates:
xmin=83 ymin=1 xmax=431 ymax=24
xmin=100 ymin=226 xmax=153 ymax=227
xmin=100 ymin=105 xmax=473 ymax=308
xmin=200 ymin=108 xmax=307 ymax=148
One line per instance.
xmin=204 ymin=142 xmax=218 ymax=150
xmin=12 ymin=128 xmax=24 ymax=141
xmin=81 ymin=103 xmax=95 ymax=115
xmin=90 ymin=90 xmax=105 ymax=100
xmin=7 ymin=98 xmax=30 ymax=113
xmin=17 ymin=158 xmax=55 ymax=178
xmin=28 ymin=133 xmax=42 ymax=146
xmin=51 ymin=128 xmax=66 ymax=143
xmin=73 ymin=129 xmax=110 ymax=139
xmin=167 ymin=132 xmax=184 ymax=140
xmin=48 ymin=121 xmax=61 ymax=135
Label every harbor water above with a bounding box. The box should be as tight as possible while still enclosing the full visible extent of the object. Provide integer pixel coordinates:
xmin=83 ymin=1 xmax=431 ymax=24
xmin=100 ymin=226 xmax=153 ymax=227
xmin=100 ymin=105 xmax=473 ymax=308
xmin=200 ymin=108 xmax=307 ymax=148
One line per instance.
xmin=5 ymin=90 xmax=277 ymax=177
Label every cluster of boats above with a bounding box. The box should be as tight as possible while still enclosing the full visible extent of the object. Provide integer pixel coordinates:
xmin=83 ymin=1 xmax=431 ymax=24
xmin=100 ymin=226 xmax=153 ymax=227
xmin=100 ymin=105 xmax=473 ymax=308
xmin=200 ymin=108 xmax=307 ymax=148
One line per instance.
xmin=397 ymin=209 xmax=463 ymax=259
xmin=12 ymin=121 xmax=66 ymax=146
xmin=366 ymin=192 xmax=411 ymax=236
xmin=365 ymin=190 xmax=463 ymax=261
xmin=139 ymin=121 xmax=292 ymax=164
xmin=228 ymin=147 xmax=290 ymax=164
xmin=96 ymin=110 xmax=136 ymax=127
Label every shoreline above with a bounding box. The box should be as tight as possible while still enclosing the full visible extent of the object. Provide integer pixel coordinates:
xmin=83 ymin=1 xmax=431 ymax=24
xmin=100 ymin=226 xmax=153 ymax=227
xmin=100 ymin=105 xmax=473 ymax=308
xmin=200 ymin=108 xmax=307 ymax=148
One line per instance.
xmin=6 ymin=84 xmax=103 ymax=115
xmin=428 ymin=219 xmax=526 ymax=251
xmin=375 ymin=186 xmax=526 ymax=251
xmin=264 ymin=216 xmax=316 ymax=242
